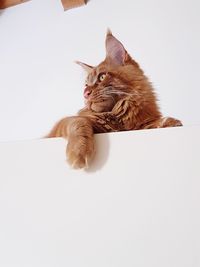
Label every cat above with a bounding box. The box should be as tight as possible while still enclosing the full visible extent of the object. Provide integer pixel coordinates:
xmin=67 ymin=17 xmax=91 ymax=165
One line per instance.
xmin=48 ymin=29 xmax=182 ymax=169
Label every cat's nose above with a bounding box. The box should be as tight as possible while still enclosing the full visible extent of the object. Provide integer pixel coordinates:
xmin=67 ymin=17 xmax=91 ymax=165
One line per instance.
xmin=84 ymin=87 xmax=92 ymax=99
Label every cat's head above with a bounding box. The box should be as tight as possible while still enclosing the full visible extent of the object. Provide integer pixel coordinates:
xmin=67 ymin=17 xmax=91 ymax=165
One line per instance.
xmin=76 ymin=30 xmax=144 ymax=113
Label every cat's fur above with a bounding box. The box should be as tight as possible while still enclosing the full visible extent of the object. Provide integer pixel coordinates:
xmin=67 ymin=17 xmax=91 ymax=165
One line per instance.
xmin=48 ymin=30 xmax=182 ymax=169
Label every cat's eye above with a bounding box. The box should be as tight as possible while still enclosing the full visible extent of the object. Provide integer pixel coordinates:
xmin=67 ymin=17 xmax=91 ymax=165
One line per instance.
xmin=98 ymin=73 xmax=107 ymax=82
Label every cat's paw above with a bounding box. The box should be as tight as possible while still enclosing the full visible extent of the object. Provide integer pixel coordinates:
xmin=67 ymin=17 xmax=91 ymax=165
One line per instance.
xmin=66 ymin=137 xmax=95 ymax=169
xmin=161 ymin=117 xmax=183 ymax=127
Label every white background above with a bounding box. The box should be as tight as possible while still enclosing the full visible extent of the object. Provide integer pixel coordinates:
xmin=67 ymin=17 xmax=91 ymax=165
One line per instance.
xmin=0 ymin=0 xmax=200 ymax=142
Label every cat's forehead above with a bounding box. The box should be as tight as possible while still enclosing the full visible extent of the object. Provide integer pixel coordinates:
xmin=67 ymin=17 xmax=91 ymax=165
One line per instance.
xmin=86 ymin=65 xmax=107 ymax=86
xmin=86 ymin=70 xmax=97 ymax=86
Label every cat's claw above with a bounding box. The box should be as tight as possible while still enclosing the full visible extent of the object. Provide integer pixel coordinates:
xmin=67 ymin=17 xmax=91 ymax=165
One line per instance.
xmin=66 ymin=139 xmax=95 ymax=169
xmin=67 ymin=152 xmax=90 ymax=169
xmin=69 ymin=157 xmax=89 ymax=169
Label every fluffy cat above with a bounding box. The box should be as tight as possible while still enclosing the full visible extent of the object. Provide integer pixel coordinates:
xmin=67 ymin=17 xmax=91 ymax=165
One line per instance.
xmin=48 ymin=30 xmax=182 ymax=169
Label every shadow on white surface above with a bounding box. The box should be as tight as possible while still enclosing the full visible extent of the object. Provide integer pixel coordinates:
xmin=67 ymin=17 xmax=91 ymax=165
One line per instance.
xmin=86 ymin=133 xmax=110 ymax=173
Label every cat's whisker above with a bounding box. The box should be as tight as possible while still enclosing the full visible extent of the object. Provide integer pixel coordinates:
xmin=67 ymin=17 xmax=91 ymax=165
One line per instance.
xmin=103 ymin=94 xmax=115 ymax=104
xmin=103 ymin=86 xmax=141 ymax=98
xmin=92 ymin=94 xmax=115 ymax=103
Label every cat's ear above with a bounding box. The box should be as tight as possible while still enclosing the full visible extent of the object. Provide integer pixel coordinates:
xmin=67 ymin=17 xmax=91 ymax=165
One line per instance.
xmin=75 ymin=61 xmax=94 ymax=73
xmin=106 ymin=29 xmax=127 ymax=65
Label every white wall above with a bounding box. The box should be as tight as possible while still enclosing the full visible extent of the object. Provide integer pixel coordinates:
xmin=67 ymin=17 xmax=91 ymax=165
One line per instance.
xmin=0 ymin=0 xmax=200 ymax=142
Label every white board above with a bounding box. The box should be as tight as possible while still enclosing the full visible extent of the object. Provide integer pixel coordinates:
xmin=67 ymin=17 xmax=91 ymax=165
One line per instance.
xmin=0 ymin=126 xmax=200 ymax=266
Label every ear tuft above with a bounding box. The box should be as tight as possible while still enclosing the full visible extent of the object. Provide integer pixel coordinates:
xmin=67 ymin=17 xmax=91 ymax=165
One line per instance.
xmin=75 ymin=61 xmax=93 ymax=73
xmin=105 ymin=32 xmax=126 ymax=65
xmin=106 ymin=28 xmax=112 ymax=36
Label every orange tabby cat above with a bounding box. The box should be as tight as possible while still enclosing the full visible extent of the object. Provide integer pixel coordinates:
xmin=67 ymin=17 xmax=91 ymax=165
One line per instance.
xmin=48 ymin=30 xmax=182 ymax=169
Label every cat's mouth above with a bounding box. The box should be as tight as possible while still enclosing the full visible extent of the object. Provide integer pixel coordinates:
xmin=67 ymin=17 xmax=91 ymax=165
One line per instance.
xmin=85 ymin=98 xmax=115 ymax=113
xmin=84 ymin=85 xmax=121 ymax=112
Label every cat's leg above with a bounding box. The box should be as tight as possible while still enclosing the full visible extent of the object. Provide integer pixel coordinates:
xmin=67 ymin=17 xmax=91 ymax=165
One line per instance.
xmin=48 ymin=116 xmax=95 ymax=169
xmin=47 ymin=117 xmax=70 ymax=138
xmin=67 ymin=117 xmax=95 ymax=169
xmin=143 ymin=117 xmax=182 ymax=129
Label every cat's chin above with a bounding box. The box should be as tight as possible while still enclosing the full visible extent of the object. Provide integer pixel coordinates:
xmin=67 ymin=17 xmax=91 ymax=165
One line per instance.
xmin=90 ymin=100 xmax=114 ymax=113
